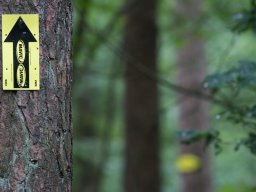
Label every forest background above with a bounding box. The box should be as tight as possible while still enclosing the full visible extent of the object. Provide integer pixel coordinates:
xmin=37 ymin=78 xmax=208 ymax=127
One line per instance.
xmin=72 ymin=0 xmax=256 ymax=191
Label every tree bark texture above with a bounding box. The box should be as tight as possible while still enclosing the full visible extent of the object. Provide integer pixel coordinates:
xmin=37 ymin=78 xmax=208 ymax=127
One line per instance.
xmin=0 ymin=1 xmax=72 ymax=191
xmin=176 ymin=0 xmax=213 ymax=192
xmin=124 ymin=0 xmax=160 ymax=192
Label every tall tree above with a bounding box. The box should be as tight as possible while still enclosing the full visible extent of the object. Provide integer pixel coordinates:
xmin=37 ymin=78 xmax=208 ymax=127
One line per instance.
xmin=175 ymin=0 xmax=213 ymax=192
xmin=0 ymin=1 xmax=72 ymax=191
xmin=123 ymin=0 xmax=160 ymax=192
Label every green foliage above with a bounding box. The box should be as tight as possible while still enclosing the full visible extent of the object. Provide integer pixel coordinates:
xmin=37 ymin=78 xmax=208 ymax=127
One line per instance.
xmin=232 ymin=0 xmax=256 ymax=33
xmin=176 ymin=129 xmax=218 ymax=144
xmin=182 ymin=50 xmax=256 ymax=155
xmin=204 ymin=60 xmax=256 ymax=89
xmin=204 ymin=0 xmax=256 ymax=156
xmin=219 ymin=184 xmax=256 ymax=192
xmin=176 ymin=129 xmax=223 ymax=154
xmin=204 ymin=60 xmax=256 ymax=154
xmin=236 ymin=132 xmax=256 ymax=154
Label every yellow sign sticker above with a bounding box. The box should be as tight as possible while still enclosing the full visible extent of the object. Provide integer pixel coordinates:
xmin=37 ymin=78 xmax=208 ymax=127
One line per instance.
xmin=2 ymin=14 xmax=39 ymax=90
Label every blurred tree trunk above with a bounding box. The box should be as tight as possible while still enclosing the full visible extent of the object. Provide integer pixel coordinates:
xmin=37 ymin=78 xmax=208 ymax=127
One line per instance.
xmin=175 ymin=0 xmax=213 ymax=192
xmin=0 ymin=1 xmax=72 ymax=191
xmin=123 ymin=0 xmax=160 ymax=192
xmin=73 ymin=4 xmax=101 ymax=192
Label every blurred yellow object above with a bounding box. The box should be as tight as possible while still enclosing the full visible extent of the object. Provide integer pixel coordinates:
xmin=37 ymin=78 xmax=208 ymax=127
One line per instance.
xmin=175 ymin=154 xmax=201 ymax=173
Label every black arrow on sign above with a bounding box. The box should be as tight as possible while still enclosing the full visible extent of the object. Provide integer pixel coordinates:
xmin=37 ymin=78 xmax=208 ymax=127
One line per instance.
xmin=5 ymin=17 xmax=37 ymax=88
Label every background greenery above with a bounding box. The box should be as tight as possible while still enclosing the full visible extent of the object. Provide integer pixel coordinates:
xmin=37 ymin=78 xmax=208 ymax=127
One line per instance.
xmin=72 ymin=0 xmax=256 ymax=191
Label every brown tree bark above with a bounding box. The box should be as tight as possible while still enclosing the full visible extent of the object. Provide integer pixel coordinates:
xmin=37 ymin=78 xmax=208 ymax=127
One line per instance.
xmin=123 ymin=0 xmax=160 ymax=192
xmin=177 ymin=38 xmax=212 ymax=192
xmin=0 ymin=1 xmax=72 ymax=191
xmin=175 ymin=1 xmax=213 ymax=192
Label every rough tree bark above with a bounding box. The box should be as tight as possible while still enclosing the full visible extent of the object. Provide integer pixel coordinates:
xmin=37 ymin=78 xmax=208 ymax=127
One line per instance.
xmin=123 ymin=0 xmax=160 ymax=192
xmin=175 ymin=0 xmax=213 ymax=192
xmin=0 ymin=1 xmax=72 ymax=191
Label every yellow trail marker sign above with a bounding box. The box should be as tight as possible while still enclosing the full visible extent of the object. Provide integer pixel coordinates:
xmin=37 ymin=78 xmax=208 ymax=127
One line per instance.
xmin=175 ymin=154 xmax=201 ymax=173
xmin=2 ymin=14 xmax=39 ymax=90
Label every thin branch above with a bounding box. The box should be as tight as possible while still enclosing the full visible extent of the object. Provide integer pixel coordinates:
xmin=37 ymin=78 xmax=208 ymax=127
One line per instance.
xmin=85 ymin=25 xmax=244 ymax=112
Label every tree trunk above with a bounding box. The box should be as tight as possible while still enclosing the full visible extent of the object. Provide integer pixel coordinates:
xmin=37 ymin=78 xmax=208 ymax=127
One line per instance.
xmin=175 ymin=0 xmax=213 ymax=192
xmin=0 ymin=1 xmax=72 ymax=191
xmin=123 ymin=0 xmax=160 ymax=192
xmin=177 ymin=38 xmax=212 ymax=192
